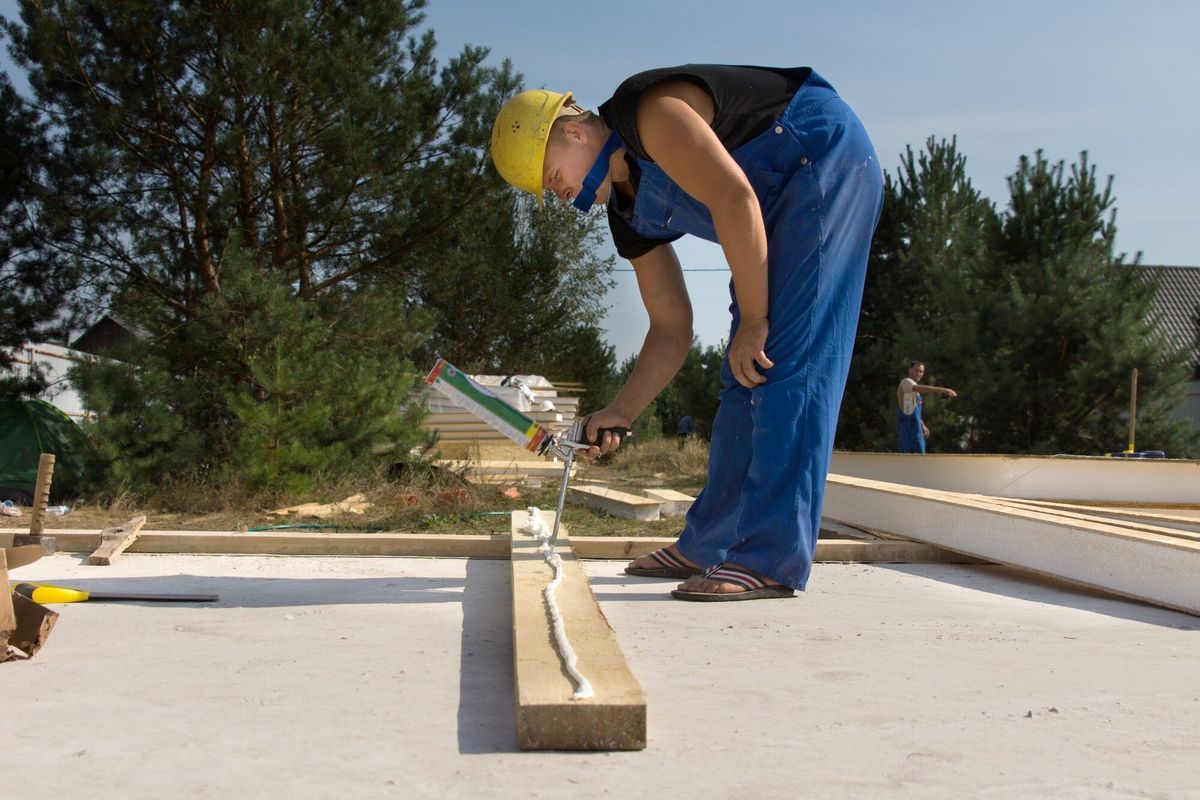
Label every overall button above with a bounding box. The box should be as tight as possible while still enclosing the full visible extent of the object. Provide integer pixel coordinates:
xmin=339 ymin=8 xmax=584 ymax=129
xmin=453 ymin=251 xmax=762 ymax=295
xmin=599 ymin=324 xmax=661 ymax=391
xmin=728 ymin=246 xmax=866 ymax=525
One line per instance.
xmin=799 ymin=156 xmax=810 ymax=165
xmin=774 ymin=125 xmax=784 ymax=134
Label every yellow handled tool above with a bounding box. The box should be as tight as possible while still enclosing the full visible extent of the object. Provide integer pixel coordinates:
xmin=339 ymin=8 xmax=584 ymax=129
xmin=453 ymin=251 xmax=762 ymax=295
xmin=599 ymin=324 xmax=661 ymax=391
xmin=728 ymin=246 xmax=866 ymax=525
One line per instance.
xmin=13 ymin=582 xmax=218 ymax=604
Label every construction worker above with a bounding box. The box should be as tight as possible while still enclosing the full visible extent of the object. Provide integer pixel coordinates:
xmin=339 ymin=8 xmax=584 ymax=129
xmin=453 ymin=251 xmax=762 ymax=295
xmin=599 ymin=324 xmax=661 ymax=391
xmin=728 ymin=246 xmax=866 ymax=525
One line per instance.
xmin=491 ymin=66 xmax=883 ymax=600
xmin=896 ymin=361 xmax=958 ymax=453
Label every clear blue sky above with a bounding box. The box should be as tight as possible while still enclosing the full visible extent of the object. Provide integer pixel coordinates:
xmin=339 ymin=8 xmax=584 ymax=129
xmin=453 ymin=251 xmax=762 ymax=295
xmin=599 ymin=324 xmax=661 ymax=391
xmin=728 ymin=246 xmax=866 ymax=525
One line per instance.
xmin=5 ymin=1 xmax=1198 ymax=361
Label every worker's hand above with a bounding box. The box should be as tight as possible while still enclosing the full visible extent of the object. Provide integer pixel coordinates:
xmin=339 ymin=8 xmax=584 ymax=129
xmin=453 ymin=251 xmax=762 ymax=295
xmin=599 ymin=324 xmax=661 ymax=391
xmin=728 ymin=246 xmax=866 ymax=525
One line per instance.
xmin=944 ymin=388 xmax=958 ymax=398
xmin=582 ymin=407 xmax=634 ymax=460
xmin=728 ymin=316 xmax=773 ymax=388
xmin=922 ymin=423 xmax=931 ymax=438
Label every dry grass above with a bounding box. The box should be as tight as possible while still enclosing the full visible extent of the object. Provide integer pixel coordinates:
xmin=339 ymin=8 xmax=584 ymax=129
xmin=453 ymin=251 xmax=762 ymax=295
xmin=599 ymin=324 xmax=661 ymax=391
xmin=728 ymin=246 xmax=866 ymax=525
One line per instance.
xmin=0 ymin=439 xmax=710 ymax=536
xmin=586 ymin=436 xmax=709 ymax=489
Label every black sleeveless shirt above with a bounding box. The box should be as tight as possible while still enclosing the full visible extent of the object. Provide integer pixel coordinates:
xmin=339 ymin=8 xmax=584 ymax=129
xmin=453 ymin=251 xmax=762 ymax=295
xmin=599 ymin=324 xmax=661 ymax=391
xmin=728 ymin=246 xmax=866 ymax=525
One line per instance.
xmin=598 ymin=64 xmax=811 ymax=259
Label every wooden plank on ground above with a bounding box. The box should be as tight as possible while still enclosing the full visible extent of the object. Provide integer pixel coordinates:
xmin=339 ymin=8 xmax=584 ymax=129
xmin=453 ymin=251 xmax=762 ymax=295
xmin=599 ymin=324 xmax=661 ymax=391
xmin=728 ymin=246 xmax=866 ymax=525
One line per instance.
xmin=642 ymin=488 xmax=695 ymax=517
xmin=823 ymin=473 xmax=1200 ymax=616
xmin=570 ymin=536 xmax=982 ymax=564
xmin=34 ymin=529 xmax=972 ymax=563
xmin=47 ymin=530 xmax=512 ymax=558
xmin=510 ymin=510 xmax=646 ymax=750
xmin=568 ymin=485 xmax=661 ymax=521
xmin=87 ymin=515 xmax=148 ymax=565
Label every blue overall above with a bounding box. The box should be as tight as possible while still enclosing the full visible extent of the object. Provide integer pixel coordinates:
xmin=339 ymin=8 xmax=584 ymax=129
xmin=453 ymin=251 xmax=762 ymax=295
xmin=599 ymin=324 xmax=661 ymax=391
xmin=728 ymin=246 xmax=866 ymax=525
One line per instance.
xmin=896 ymin=396 xmax=926 ymax=453
xmin=624 ymin=72 xmax=883 ymax=590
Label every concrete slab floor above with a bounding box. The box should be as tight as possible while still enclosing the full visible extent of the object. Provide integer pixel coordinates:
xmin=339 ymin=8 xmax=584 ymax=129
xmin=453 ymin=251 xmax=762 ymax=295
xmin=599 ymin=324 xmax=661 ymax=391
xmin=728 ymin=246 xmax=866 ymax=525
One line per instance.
xmin=2 ymin=553 xmax=1198 ymax=799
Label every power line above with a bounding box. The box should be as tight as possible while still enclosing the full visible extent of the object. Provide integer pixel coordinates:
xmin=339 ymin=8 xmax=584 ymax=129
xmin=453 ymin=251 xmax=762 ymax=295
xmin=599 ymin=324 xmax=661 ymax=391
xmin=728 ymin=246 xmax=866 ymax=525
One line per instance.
xmin=612 ymin=268 xmax=727 ymax=272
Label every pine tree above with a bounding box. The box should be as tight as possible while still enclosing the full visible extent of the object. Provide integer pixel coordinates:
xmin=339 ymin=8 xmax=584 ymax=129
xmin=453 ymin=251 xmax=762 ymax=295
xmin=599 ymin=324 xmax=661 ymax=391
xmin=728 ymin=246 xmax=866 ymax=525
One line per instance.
xmin=0 ymin=74 xmax=76 ymax=397
xmin=966 ymin=151 xmax=1196 ymax=455
xmin=5 ymin=0 xmax=565 ymax=491
xmin=839 ymin=137 xmax=993 ymax=451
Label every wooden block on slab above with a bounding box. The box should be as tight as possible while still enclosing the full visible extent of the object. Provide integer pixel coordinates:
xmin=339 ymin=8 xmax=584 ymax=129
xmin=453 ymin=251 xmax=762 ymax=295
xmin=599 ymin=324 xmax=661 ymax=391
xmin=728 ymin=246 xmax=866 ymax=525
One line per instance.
xmin=643 ymin=488 xmax=695 ymax=517
xmin=510 ymin=511 xmax=646 ymax=750
xmin=567 ymin=485 xmax=661 ymax=521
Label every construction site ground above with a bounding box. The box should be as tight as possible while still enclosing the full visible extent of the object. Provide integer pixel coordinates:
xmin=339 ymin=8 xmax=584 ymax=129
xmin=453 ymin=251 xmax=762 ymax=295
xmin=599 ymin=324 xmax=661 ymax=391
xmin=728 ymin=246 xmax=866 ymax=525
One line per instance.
xmin=4 ymin=551 xmax=1197 ymax=798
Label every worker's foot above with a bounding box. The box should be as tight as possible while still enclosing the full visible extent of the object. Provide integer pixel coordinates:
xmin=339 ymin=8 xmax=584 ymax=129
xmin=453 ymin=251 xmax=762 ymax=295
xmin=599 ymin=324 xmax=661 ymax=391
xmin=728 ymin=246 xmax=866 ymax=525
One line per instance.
xmin=671 ymin=563 xmax=795 ymax=601
xmin=625 ymin=543 xmax=703 ymax=579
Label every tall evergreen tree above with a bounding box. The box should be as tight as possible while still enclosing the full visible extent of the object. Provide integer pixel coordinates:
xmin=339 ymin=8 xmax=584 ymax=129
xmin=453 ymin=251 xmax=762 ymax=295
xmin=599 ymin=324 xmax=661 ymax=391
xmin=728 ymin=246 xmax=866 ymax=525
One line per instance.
xmin=3 ymin=0 xmax=531 ymax=491
xmin=0 ymin=73 xmax=75 ymax=397
xmin=408 ymin=191 xmax=615 ymax=388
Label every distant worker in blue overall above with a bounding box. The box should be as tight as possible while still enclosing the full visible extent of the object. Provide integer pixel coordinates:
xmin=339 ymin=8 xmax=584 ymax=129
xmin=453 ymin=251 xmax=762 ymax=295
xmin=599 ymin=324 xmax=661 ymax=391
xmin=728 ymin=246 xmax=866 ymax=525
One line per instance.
xmin=896 ymin=361 xmax=957 ymax=453
xmin=491 ymin=65 xmax=883 ymax=600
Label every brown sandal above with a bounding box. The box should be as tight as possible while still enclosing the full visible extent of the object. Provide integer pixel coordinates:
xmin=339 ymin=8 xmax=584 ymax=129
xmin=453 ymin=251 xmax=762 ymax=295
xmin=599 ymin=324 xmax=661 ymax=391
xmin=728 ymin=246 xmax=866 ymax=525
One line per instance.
xmin=625 ymin=547 xmax=704 ymax=579
xmin=671 ymin=563 xmax=795 ymax=601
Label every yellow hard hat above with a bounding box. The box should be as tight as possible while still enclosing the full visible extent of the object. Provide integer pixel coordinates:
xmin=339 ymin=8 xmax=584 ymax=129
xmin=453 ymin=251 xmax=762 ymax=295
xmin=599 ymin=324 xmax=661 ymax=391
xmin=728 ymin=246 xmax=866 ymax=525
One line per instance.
xmin=491 ymin=89 xmax=575 ymax=205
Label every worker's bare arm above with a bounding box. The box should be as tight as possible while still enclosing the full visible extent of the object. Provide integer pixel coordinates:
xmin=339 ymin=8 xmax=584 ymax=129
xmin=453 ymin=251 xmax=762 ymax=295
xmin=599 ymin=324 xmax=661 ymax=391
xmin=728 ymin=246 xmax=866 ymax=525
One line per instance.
xmin=915 ymin=384 xmax=957 ymax=398
xmin=582 ymin=244 xmax=691 ymax=457
xmin=613 ymin=243 xmax=693 ymax=420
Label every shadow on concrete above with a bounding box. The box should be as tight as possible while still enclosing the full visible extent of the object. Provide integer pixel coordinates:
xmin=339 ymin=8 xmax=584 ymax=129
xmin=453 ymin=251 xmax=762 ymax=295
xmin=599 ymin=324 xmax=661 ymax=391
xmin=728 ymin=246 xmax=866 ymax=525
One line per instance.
xmin=456 ymin=558 xmax=518 ymax=754
xmin=874 ymin=562 xmax=1200 ymax=630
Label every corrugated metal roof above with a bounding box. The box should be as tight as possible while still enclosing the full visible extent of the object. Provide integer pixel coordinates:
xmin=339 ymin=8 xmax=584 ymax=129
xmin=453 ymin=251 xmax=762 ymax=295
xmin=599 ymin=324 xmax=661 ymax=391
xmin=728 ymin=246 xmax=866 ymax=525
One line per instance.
xmin=1138 ymin=265 xmax=1200 ymax=369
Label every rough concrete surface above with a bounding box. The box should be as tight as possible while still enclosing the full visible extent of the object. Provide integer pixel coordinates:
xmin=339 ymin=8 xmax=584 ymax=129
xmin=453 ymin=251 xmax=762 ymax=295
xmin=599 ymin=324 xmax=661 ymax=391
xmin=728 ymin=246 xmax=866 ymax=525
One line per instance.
xmin=2 ymin=553 xmax=1198 ymax=799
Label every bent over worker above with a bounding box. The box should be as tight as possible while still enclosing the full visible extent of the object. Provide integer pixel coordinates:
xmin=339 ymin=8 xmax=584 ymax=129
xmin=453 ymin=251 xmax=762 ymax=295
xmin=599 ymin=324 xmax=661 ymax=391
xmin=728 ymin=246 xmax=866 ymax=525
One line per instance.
xmin=491 ymin=65 xmax=883 ymax=601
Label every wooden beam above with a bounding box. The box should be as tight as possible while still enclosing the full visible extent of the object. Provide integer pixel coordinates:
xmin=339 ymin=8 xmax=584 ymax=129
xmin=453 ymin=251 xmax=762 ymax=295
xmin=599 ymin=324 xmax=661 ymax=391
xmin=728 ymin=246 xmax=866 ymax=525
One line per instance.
xmin=47 ymin=530 xmax=513 ymax=558
xmin=1 ymin=549 xmax=15 ymax=662
xmin=510 ymin=511 xmax=646 ymax=750
xmin=87 ymin=515 xmax=148 ymax=565
xmin=823 ymin=474 xmax=1200 ymax=616
xmin=28 ymin=453 xmax=55 ymax=538
xmin=567 ymin=485 xmax=662 ymax=521
xmin=34 ymin=529 xmax=970 ymax=563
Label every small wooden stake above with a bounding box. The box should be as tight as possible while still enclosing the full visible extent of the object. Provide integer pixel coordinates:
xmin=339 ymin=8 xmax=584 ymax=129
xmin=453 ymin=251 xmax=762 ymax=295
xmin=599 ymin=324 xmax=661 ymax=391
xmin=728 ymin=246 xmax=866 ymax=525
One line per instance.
xmin=28 ymin=453 xmax=56 ymax=538
xmin=1128 ymin=367 xmax=1139 ymax=453
xmin=88 ymin=515 xmax=148 ymax=565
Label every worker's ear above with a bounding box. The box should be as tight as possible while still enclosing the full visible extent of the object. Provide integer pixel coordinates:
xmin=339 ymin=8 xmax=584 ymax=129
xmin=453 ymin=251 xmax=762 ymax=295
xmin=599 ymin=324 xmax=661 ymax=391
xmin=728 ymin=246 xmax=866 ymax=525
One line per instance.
xmin=559 ymin=119 xmax=589 ymax=145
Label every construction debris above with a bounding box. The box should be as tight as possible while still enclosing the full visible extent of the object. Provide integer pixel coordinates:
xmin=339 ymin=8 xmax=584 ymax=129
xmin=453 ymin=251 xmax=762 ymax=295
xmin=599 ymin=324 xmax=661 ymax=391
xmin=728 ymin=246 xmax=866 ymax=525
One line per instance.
xmin=88 ymin=515 xmax=148 ymax=565
xmin=2 ymin=541 xmax=58 ymax=662
xmin=268 ymin=493 xmax=372 ymax=518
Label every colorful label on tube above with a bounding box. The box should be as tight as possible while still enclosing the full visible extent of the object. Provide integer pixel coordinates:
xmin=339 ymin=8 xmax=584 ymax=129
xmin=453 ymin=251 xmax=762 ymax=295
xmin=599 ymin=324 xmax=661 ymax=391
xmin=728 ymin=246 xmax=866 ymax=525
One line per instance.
xmin=425 ymin=358 xmax=549 ymax=453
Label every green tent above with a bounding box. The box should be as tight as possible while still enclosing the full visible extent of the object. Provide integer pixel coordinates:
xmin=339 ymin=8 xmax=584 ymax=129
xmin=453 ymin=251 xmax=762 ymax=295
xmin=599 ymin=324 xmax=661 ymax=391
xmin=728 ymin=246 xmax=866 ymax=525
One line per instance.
xmin=0 ymin=399 xmax=95 ymax=503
